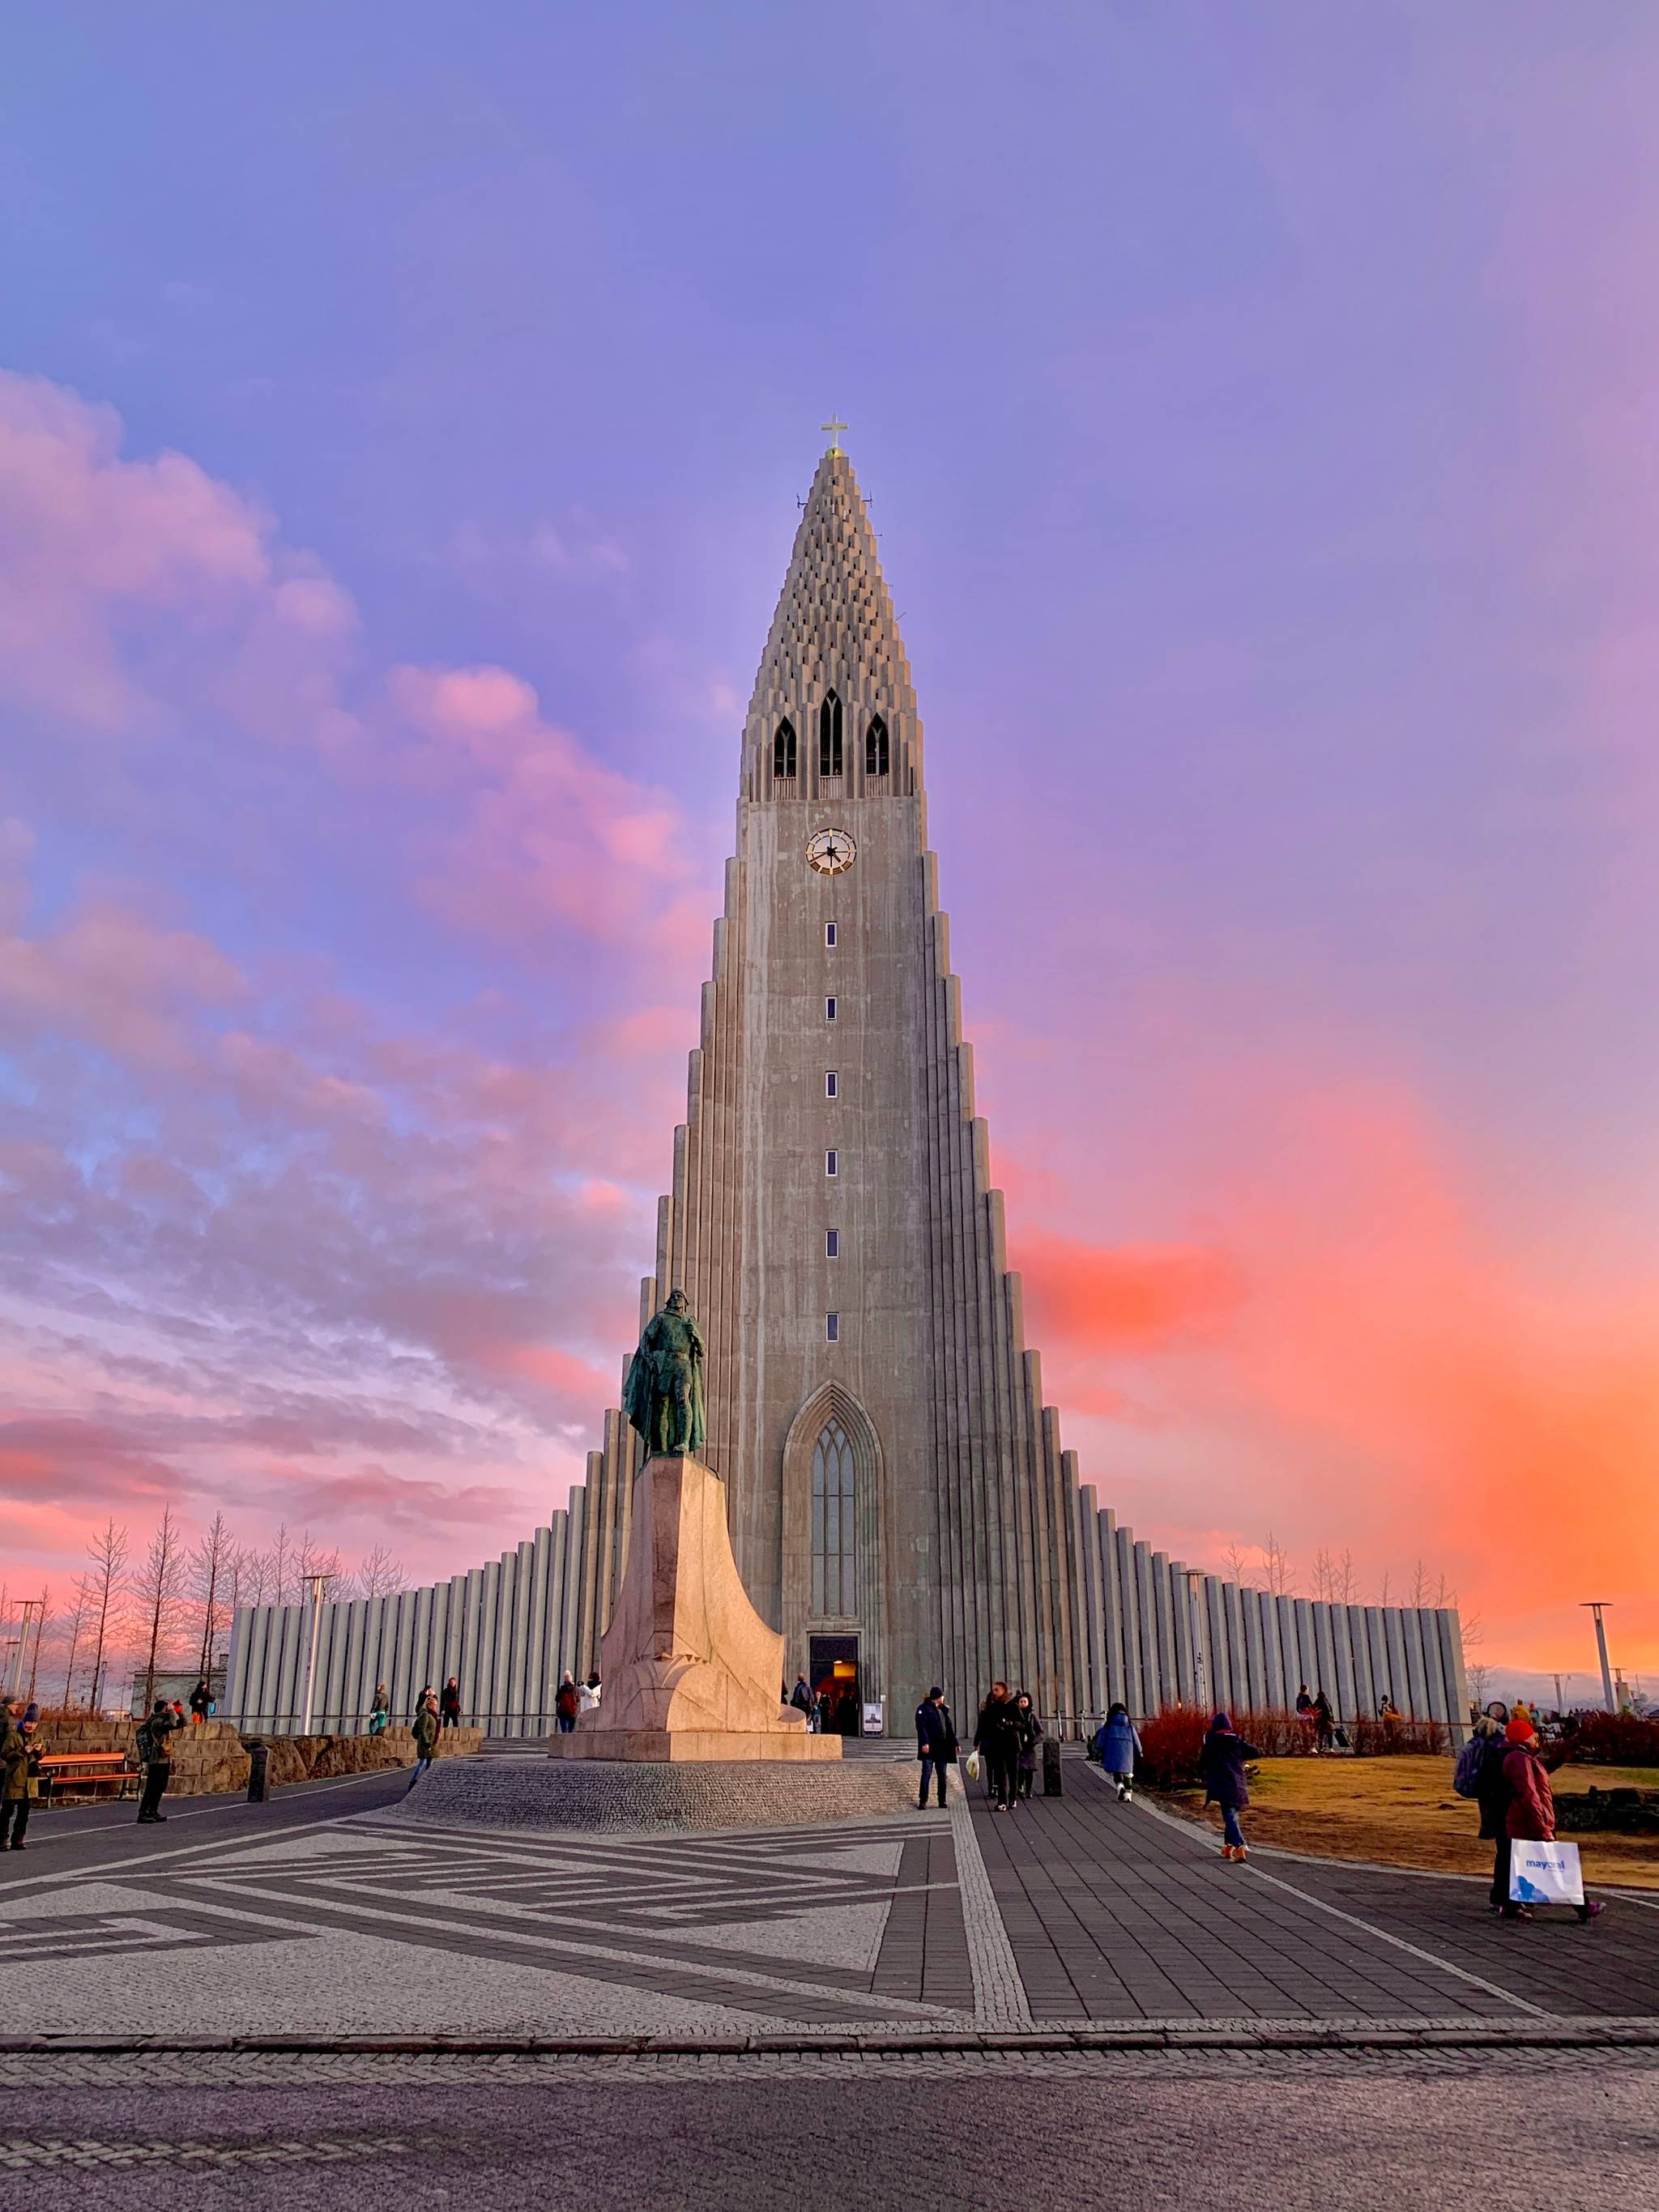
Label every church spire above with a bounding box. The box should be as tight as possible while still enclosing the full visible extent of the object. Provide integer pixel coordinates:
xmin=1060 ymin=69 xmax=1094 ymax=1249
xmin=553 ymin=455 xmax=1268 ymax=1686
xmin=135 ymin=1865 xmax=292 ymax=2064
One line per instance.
xmin=744 ymin=445 xmax=919 ymax=800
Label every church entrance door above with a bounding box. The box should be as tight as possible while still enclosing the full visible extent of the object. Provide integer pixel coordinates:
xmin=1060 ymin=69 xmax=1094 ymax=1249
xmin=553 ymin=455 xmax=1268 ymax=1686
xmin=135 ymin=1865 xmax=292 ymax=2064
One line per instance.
xmin=808 ymin=1633 xmax=861 ymax=1737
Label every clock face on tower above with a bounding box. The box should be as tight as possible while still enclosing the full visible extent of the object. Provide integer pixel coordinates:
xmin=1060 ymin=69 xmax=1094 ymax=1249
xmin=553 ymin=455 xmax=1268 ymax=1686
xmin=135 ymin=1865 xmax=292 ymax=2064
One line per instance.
xmin=806 ymin=828 xmax=856 ymax=876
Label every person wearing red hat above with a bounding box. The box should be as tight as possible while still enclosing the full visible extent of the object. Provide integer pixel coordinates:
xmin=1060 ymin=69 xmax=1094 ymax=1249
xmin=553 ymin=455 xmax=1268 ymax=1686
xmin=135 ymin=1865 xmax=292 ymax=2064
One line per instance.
xmin=1500 ymin=1715 xmax=1606 ymax=1925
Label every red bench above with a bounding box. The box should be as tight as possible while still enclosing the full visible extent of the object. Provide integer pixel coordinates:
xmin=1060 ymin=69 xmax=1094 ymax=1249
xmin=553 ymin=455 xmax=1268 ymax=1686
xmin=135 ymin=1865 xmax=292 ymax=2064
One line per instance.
xmin=37 ymin=1750 xmax=142 ymax=1803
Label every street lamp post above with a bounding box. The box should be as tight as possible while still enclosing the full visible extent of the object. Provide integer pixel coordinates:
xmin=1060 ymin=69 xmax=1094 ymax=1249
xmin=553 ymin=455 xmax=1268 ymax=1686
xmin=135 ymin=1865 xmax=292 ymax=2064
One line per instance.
xmin=1580 ymin=1603 xmax=1616 ymax=1715
xmin=1183 ymin=1571 xmax=1209 ymax=1714
xmin=301 ymin=1574 xmax=336 ymax=1733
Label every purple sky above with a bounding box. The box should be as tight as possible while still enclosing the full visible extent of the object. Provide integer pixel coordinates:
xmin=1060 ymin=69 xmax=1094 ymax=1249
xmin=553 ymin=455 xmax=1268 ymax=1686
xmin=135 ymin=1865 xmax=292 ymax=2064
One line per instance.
xmin=2 ymin=6 xmax=1656 ymax=1675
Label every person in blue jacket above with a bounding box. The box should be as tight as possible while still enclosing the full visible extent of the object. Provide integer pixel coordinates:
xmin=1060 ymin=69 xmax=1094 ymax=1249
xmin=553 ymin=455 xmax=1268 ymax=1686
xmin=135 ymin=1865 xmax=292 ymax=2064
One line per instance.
xmin=1094 ymin=1702 xmax=1144 ymax=1801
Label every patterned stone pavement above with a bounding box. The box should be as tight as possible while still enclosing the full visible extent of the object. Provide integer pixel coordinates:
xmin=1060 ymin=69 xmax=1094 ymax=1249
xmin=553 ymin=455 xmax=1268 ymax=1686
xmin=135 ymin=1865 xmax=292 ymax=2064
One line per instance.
xmin=4 ymin=1754 xmax=1654 ymax=2044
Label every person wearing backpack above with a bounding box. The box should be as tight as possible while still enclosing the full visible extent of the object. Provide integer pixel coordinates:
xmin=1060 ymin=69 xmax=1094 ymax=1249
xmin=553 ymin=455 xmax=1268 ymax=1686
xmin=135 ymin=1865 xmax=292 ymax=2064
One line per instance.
xmin=135 ymin=1698 xmax=178 ymax=1823
xmin=407 ymin=1691 xmax=440 ymax=1790
xmin=554 ymin=1673 xmax=580 ymax=1733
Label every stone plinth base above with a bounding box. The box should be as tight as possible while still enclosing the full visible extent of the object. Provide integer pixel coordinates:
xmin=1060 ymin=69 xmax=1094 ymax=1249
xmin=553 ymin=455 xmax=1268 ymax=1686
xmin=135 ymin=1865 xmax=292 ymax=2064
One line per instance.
xmin=557 ymin=1449 xmax=841 ymax=1763
xmin=388 ymin=1754 xmax=916 ymax=1835
xmin=548 ymin=1727 xmax=842 ymax=1762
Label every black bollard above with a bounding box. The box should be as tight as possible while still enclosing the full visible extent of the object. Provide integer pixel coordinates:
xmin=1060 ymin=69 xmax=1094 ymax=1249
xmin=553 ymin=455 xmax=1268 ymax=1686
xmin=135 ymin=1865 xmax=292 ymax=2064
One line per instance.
xmin=1042 ymin=1736 xmax=1063 ymax=1797
xmin=245 ymin=1740 xmax=270 ymax=1803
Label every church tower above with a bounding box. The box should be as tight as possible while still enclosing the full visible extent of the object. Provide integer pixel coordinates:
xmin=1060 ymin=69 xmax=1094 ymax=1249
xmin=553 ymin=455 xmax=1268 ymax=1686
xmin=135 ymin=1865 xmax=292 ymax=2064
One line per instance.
xmin=574 ymin=440 xmax=1090 ymax=1724
xmin=228 ymin=441 xmax=1469 ymax=1744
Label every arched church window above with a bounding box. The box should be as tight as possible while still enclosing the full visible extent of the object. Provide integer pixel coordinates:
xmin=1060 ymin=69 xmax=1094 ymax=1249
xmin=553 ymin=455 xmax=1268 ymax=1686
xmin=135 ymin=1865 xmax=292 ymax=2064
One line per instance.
xmin=818 ymin=691 xmax=843 ymax=777
xmin=773 ymin=718 xmax=797 ymax=779
xmin=865 ymin=714 xmax=889 ymax=778
xmin=811 ymin=1417 xmax=855 ymax=1615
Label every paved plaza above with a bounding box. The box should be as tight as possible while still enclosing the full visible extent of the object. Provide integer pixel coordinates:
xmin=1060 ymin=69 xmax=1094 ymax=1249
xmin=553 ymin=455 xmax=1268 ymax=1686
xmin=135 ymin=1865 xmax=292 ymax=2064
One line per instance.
xmin=5 ymin=1754 xmax=1654 ymax=2045
xmin=3 ymin=1755 xmax=1656 ymax=2206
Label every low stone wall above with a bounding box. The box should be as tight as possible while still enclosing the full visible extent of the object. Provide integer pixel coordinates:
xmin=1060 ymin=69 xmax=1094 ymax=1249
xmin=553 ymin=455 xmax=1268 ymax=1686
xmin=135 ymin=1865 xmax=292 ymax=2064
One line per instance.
xmin=254 ymin=1726 xmax=484 ymax=1787
xmin=386 ymin=1751 xmax=920 ymax=1834
xmin=33 ymin=1715 xmax=482 ymax=1796
xmin=36 ymin=1717 xmax=251 ymax=1797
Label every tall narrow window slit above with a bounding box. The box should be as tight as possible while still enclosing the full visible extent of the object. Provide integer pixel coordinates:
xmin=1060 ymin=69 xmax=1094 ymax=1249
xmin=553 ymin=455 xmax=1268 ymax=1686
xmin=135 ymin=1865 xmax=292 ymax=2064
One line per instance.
xmin=818 ymin=691 xmax=843 ymax=777
xmin=773 ymin=718 xmax=797 ymax=779
xmin=865 ymin=714 xmax=889 ymax=777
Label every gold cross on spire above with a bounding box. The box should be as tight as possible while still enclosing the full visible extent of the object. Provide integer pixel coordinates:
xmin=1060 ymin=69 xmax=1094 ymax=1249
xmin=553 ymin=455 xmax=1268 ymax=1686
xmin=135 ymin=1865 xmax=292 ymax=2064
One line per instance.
xmin=821 ymin=413 xmax=847 ymax=454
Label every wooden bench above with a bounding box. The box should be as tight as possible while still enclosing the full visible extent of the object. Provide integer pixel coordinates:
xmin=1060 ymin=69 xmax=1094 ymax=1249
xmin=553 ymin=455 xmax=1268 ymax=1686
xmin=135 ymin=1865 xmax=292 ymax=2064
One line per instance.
xmin=37 ymin=1750 xmax=143 ymax=1803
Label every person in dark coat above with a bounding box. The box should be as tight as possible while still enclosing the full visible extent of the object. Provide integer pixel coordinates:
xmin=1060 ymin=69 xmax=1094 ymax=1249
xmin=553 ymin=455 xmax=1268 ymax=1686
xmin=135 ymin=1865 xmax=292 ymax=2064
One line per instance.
xmin=1471 ymin=1703 xmax=1516 ymax=1912
xmin=915 ymin=1686 xmax=958 ymax=1809
xmin=408 ymin=1692 xmax=440 ymax=1789
xmin=1094 ymin=1703 xmax=1144 ymax=1801
xmin=1013 ymin=1692 xmax=1043 ymax=1801
xmin=1312 ymin=1690 xmax=1337 ymax=1754
xmin=1200 ymin=1711 xmax=1260 ymax=1861
xmin=188 ymin=1679 xmax=211 ymax=1724
xmin=974 ymin=1681 xmax=1022 ymax=1812
xmin=0 ymin=1700 xmax=29 ymax=1850
xmin=135 ymin=1698 xmax=178 ymax=1823
xmin=440 ymin=1677 xmax=462 ymax=1729
xmin=790 ymin=1675 xmax=812 ymax=1717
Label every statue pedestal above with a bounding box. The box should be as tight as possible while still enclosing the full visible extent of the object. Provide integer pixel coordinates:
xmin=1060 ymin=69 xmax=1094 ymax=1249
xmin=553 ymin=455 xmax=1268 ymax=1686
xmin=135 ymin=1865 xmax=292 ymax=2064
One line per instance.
xmin=548 ymin=1451 xmax=842 ymax=1762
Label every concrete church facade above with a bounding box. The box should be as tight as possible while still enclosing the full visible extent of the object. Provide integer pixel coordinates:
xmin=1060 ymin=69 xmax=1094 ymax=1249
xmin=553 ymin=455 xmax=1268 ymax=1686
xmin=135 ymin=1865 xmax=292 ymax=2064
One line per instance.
xmin=228 ymin=447 xmax=1469 ymax=1739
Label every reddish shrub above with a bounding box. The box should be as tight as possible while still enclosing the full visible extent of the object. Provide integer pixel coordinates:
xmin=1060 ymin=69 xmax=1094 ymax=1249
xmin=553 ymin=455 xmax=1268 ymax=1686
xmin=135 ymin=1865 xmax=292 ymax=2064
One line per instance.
xmin=1137 ymin=1703 xmax=1210 ymax=1788
xmin=1567 ymin=1711 xmax=1659 ymax=1767
xmin=1348 ymin=1715 xmax=1448 ymax=1757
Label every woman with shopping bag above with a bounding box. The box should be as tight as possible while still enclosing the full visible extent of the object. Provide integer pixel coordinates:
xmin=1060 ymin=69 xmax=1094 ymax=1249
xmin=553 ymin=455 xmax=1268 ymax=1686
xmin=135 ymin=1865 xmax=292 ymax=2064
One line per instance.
xmin=1501 ymin=1716 xmax=1605 ymax=1926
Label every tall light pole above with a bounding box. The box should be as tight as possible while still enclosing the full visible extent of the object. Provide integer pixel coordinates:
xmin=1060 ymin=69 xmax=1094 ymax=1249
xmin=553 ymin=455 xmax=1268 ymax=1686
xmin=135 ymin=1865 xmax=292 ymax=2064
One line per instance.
xmin=300 ymin=1574 xmax=336 ymax=1733
xmin=1580 ymin=1603 xmax=1616 ymax=1715
xmin=1183 ymin=1571 xmax=1209 ymax=1713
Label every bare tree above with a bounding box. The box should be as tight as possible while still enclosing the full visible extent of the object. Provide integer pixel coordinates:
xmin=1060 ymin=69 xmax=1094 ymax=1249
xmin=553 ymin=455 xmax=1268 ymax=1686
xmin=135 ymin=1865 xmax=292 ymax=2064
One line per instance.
xmin=1374 ymin=1566 xmax=1392 ymax=1606
xmin=26 ymin=1589 xmax=49 ymax=1701
xmin=292 ymin=1528 xmax=343 ymax=1592
xmin=188 ymin=1511 xmax=237 ymax=1680
xmin=268 ymin=1524 xmax=292 ymax=1607
xmin=1312 ymin=1547 xmax=1336 ymax=1601
xmin=53 ymin=1575 xmax=92 ymax=1708
xmin=1467 ymin=1660 xmax=1491 ymax=1708
xmin=133 ymin=1506 xmax=190 ymax=1711
xmin=1260 ymin=1530 xmax=1293 ymax=1599
xmin=352 ymin=1544 xmax=407 ymax=1602
xmin=1333 ymin=1548 xmax=1358 ymax=1603
xmin=85 ymin=1519 xmax=130 ymax=1715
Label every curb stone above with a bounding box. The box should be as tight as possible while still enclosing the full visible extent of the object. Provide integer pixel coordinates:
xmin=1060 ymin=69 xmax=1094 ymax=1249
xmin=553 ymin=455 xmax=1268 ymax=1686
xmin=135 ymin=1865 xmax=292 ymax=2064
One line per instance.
xmin=4 ymin=2019 xmax=1657 ymax=2056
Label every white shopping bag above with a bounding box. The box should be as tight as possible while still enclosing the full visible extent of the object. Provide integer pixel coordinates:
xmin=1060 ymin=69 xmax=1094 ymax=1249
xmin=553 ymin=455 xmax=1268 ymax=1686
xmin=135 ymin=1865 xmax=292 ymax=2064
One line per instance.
xmin=964 ymin=1750 xmax=982 ymax=1782
xmin=1509 ymin=1839 xmax=1584 ymax=1907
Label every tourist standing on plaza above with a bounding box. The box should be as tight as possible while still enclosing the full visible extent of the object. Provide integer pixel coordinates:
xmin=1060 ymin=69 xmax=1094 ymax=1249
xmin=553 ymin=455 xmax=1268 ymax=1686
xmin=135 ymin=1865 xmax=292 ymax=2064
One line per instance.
xmin=1094 ymin=1702 xmax=1144 ymax=1801
xmin=1472 ymin=1701 xmax=1516 ymax=1912
xmin=440 ymin=1676 xmax=462 ymax=1729
xmin=135 ymin=1697 xmax=178 ymax=1824
xmin=555 ymin=1673 xmax=580 ymax=1732
xmin=1013 ymin=1692 xmax=1043 ymax=1801
xmin=1313 ymin=1689 xmax=1337 ymax=1754
xmin=579 ymin=1671 xmax=602 ymax=1714
xmin=1501 ymin=1715 xmax=1606 ymax=1926
xmin=408 ymin=1690 xmax=440 ymax=1789
xmin=790 ymin=1674 xmax=812 ymax=1717
xmin=368 ymin=1683 xmax=390 ymax=1735
xmin=189 ymin=1679 xmax=211 ymax=1724
xmin=915 ymin=1686 xmax=958 ymax=1808
xmin=974 ymin=1681 xmax=1022 ymax=1812
xmin=1201 ymin=1711 xmax=1260 ymax=1861
xmin=0 ymin=1698 xmax=28 ymax=1849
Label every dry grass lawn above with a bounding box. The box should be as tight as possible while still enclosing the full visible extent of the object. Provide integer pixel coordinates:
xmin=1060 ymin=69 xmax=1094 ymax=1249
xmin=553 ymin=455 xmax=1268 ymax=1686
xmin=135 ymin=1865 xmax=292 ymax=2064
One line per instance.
xmin=1159 ymin=1754 xmax=1659 ymax=1890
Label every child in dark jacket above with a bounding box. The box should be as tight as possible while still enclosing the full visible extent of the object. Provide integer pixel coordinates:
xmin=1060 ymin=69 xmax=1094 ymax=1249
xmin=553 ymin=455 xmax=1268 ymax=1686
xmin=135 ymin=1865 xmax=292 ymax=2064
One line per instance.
xmin=1200 ymin=1711 xmax=1260 ymax=1861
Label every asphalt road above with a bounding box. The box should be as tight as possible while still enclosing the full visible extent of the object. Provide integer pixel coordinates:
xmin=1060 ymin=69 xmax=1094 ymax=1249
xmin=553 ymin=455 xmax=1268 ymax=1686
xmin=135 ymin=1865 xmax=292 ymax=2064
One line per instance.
xmin=0 ymin=1763 xmax=416 ymax=1890
xmin=5 ymin=2051 xmax=1656 ymax=2209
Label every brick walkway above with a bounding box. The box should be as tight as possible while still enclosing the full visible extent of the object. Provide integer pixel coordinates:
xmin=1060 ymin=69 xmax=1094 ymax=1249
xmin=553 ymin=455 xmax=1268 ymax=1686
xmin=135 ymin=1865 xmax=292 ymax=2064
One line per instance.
xmin=970 ymin=1761 xmax=1658 ymax=2021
